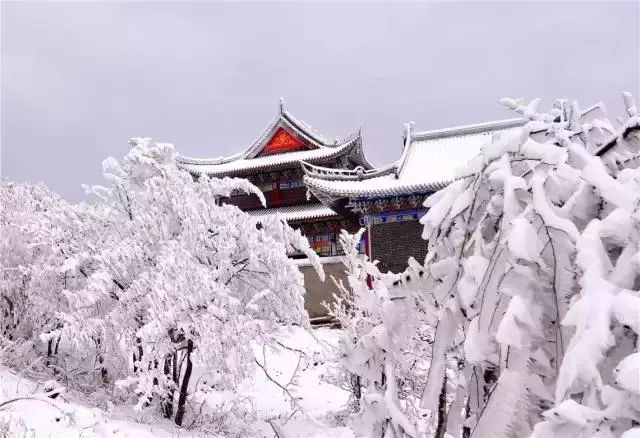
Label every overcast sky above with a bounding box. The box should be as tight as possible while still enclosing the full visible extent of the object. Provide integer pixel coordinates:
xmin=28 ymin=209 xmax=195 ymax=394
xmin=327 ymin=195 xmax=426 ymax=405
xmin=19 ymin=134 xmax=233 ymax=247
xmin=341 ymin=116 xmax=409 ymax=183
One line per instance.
xmin=2 ymin=1 xmax=639 ymax=201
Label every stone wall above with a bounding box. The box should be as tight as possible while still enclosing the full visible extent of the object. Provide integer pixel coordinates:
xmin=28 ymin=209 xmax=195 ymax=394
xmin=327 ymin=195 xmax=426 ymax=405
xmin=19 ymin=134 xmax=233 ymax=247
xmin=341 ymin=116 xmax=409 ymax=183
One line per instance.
xmin=370 ymin=220 xmax=427 ymax=274
xmin=298 ymin=259 xmax=347 ymax=319
xmin=299 ymin=219 xmax=427 ymax=317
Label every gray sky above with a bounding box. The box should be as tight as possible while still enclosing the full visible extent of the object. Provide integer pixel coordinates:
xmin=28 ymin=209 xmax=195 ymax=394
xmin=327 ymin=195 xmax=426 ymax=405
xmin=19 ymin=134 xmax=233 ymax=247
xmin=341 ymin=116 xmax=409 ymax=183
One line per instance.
xmin=2 ymin=1 xmax=639 ymax=201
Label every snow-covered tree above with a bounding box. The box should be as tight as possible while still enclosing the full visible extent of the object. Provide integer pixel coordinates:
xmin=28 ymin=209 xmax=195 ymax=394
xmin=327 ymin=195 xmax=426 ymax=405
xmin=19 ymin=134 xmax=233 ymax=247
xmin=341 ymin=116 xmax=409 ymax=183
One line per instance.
xmin=0 ymin=182 xmax=59 ymax=344
xmin=0 ymin=138 xmax=323 ymax=427
xmin=0 ymin=181 xmax=85 ymax=369
xmin=415 ymin=110 xmax=576 ymax=437
xmin=525 ymin=95 xmax=640 ymax=437
xmin=59 ymin=138 xmax=323 ymax=425
xmin=412 ymin=94 xmax=640 ymax=438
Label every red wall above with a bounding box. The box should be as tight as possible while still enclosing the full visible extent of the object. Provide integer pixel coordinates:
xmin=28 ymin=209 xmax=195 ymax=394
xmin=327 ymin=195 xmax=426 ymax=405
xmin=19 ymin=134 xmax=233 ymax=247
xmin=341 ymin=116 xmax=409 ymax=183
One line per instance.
xmin=225 ymin=186 xmax=311 ymax=210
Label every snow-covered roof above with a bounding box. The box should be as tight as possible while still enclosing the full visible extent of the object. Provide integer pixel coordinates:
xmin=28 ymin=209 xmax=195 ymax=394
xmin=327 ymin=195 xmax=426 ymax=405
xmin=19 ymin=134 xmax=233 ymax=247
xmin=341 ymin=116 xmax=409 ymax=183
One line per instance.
xmin=303 ymin=118 xmax=526 ymax=199
xmin=246 ymin=203 xmax=338 ymax=222
xmin=177 ymin=99 xmax=370 ymax=176
xmin=178 ymin=138 xmax=361 ymax=177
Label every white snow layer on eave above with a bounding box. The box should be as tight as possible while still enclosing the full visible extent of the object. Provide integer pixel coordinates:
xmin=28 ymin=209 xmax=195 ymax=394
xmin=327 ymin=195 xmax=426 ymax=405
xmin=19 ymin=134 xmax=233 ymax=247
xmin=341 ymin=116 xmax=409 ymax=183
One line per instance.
xmin=177 ymin=143 xmax=352 ymax=175
xmin=304 ymin=173 xmax=429 ymax=197
xmin=305 ymin=129 xmax=513 ymax=197
xmin=246 ymin=204 xmax=338 ymax=222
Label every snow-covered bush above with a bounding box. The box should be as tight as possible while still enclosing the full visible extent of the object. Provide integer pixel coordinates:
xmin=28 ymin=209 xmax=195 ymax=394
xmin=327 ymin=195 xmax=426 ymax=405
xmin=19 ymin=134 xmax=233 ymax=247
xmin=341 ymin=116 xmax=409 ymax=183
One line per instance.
xmin=327 ymin=230 xmax=435 ymax=437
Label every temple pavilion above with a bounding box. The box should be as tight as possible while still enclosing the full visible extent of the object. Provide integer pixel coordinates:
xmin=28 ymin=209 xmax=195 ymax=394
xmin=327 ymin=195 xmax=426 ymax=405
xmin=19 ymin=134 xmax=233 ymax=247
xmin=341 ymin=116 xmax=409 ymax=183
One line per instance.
xmin=175 ymin=98 xmax=637 ymax=318
xmin=176 ymin=100 xmax=526 ymax=318
xmin=176 ymin=100 xmax=371 ymax=317
xmin=302 ymin=118 xmax=526 ymax=273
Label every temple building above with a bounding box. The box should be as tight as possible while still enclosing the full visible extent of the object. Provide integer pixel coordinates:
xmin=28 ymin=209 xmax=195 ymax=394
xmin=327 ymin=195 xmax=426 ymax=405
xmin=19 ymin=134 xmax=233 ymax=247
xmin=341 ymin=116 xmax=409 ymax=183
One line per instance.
xmin=302 ymin=118 xmax=525 ymax=273
xmin=176 ymin=100 xmax=371 ymax=318
xmin=175 ymin=99 xmax=632 ymax=319
xmin=177 ymin=100 xmax=527 ymax=318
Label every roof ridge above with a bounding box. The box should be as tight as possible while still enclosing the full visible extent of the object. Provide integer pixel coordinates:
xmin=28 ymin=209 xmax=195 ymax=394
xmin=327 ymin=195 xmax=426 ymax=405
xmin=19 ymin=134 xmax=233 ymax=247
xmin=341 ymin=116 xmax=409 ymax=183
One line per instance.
xmin=176 ymin=153 xmax=242 ymax=165
xmin=412 ymin=118 xmax=526 ymax=141
xmin=282 ymin=110 xmax=330 ymax=146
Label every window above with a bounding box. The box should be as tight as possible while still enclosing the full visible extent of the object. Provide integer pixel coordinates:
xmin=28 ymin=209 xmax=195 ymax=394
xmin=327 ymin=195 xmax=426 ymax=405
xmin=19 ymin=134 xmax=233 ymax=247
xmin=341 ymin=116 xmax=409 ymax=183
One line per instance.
xmin=306 ymin=233 xmax=344 ymax=256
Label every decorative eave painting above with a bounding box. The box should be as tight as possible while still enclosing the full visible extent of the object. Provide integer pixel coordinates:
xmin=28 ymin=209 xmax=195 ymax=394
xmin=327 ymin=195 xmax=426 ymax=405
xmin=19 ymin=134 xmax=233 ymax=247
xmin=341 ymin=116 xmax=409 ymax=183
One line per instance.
xmin=259 ymin=127 xmax=308 ymax=156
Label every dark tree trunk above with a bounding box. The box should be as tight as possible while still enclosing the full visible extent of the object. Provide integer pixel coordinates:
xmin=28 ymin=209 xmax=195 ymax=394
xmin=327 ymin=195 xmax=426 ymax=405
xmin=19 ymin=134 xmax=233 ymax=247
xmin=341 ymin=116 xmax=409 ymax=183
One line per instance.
xmin=351 ymin=374 xmax=361 ymax=400
xmin=46 ymin=336 xmax=61 ymax=373
xmin=175 ymin=339 xmax=193 ymax=427
xmin=99 ymin=355 xmax=108 ymax=383
xmin=162 ymin=353 xmax=175 ymax=419
xmin=463 ymin=396 xmax=471 ymax=438
xmin=435 ymin=374 xmax=448 ymax=438
xmin=46 ymin=339 xmax=53 ymax=366
xmin=94 ymin=337 xmax=108 ymax=383
xmin=381 ymin=419 xmax=390 ymax=438
xmin=482 ymin=367 xmax=498 ymax=401
xmin=133 ymin=337 xmax=143 ymax=373
xmin=172 ymin=351 xmax=178 ymax=385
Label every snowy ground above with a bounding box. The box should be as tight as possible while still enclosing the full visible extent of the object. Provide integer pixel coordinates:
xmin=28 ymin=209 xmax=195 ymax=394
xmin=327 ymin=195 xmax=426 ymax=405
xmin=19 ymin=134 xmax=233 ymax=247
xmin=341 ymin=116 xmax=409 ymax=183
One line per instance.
xmin=0 ymin=327 xmax=355 ymax=437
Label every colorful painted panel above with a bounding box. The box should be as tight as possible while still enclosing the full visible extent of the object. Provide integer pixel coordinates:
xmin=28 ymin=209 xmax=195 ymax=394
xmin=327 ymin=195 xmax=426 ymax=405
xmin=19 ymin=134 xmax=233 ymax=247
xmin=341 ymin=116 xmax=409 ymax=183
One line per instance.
xmin=260 ymin=128 xmax=307 ymax=155
xmin=349 ymin=195 xmax=427 ymax=215
xmin=359 ymin=208 xmax=428 ymax=226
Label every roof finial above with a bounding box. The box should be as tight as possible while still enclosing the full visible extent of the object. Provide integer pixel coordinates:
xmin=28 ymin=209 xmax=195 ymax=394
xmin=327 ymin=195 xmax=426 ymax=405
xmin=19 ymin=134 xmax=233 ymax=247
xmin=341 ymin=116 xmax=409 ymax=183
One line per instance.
xmin=403 ymin=121 xmax=415 ymax=144
xmin=279 ymin=97 xmax=285 ymax=114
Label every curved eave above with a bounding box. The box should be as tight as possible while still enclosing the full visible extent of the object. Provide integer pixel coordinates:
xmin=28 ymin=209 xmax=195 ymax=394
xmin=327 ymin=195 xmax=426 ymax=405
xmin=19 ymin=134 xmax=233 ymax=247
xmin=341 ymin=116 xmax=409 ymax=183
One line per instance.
xmin=347 ymin=129 xmax=375 ymax=170
xmin=178 ymin=135 xmax=361 ymax=177
xmin=303 ymin=174 xmax=445 ymax=200
xmin=300 ymin=160 xmax=397 ymax=181
xmin=245 ymin=203 xmax=338 ymax=223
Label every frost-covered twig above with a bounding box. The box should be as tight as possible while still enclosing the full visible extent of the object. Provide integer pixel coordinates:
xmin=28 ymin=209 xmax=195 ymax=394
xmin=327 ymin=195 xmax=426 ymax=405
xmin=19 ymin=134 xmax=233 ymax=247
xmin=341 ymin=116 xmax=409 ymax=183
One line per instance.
xmin=268 ymin=419 xmax=291 ymax=438
xmin=15 ymin=356 xmax=43 ymax=394
xmin=254 ymin=344 xmax=302 ymax=412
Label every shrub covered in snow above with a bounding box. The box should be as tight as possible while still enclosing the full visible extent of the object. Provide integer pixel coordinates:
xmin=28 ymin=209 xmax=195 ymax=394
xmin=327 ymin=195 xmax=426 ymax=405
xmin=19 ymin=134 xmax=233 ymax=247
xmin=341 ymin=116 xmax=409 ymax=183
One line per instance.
xmin=327 ymin=230 xmax=436 ymax=437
